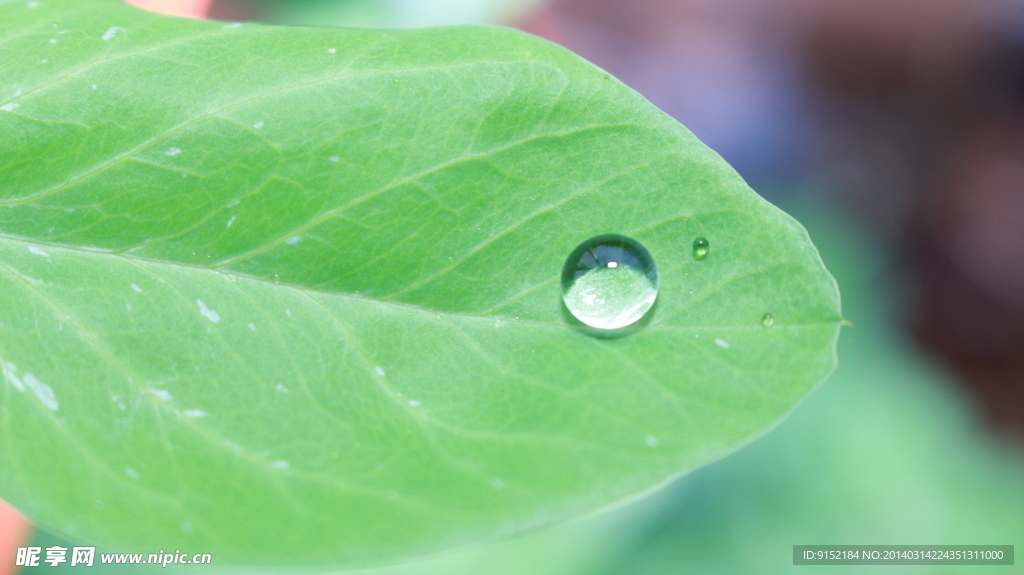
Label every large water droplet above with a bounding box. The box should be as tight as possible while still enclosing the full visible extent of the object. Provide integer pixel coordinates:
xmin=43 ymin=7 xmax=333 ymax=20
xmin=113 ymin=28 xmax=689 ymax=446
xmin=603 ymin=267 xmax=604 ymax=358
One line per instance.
xmin=561 ymin=234 xmax=658 ymax=330
xmin=762 ymin=313 xmax=775 ymax=328
xmin=692 ymin=237 xmax=709 ymax=260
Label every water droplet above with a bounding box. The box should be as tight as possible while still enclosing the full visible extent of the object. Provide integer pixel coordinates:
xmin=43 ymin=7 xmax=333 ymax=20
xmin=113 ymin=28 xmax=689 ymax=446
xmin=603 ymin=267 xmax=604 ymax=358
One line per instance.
xmin=761 ymin=313 xmax=774 ymax=328
xmin=393 ymin=78 xmax=400 ymax=84
xmin=692 ymin=237 xmax=709 ymax=260
xmin=561 ymin=234 xmax=658 ymax=330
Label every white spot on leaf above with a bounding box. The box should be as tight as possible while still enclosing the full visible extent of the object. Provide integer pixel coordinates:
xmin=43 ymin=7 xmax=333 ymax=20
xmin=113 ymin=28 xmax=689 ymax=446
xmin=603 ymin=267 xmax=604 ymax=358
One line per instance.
xmin=222 ymin=22 xmax=241 ymax=29
xmin=148 ymin=389 xmax=172 ymax=401
xmin=327 ymin=48 xmax=336 ymax=54
xmin=28 ymin=245 xmax=49 ymax=257
xmin=645 ymin=434 xmax=659 ymax=447
xmin=275 ymin=384 xmax=288 ymax=393
xmin=0 ymin=103 xmax=19 ymax=112
xmin=24 ymin=372 xmax=58 ymax=411
xmin=285 ymin=236 xmax=302 ymax=245
xmin=491 ymin=478 xmax=504 ymax=490
xmin=183 ymin=409 xmax=206 ymax=418
xmin=101 ymin=27 xmax=124 ymax=41
xmin=2 ymin=361 xmax=25 ymax=392
xmin=714 ymin=338 xmax=730 ymax=349
xmin=374 ymin=366 xmax=385 ymax=377
xmin=124 ymin=467 xmax=140 ymax=480
xmin=247 ymin=323 xmax=256 ymax=331
xmin=226 ymin=200 xmax=241 ymax=208
xmin=272 ymin=460 xmax=290 ymax=469
xmin=328 ymin=156 xmax=339 ymax=163
xmin=164 ymin=146 xmax=181 ymax=156
xmin=196 ymin=299 xmax=220 ymax=323
xmin=131 ymin=283 xmax=142 ymax=292
xmin=226 ymin=215 xmax=236 ymax=228
xmin=253 ymin=121 xmax=263 ymax=129
xmin=408 ymin=400 xmax=421 ymax=407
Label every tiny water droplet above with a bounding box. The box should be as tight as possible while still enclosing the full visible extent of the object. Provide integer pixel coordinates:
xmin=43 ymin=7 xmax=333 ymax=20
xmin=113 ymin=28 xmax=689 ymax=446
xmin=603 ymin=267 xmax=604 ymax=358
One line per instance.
xmin=692 ymin=237 xmax=709 ymax=260
xmin=761 ymin=313 xmax=774 ymax=328
xmin=393 ymin=78 xmax=400 ymax=84
xmin=561 ymin=234 xmax=658 ymax=330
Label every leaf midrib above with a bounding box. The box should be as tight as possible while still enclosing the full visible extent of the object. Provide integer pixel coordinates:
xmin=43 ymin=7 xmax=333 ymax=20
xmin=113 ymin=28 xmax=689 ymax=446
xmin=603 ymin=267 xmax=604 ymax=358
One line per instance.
xmin=0 ymin=232 xmax=839 ymax=333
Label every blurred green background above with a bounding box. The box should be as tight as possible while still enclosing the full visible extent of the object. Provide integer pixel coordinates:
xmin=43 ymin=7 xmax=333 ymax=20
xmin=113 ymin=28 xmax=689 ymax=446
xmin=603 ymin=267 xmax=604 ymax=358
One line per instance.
xmin=21 ymin=0 xmax=1024 ymax=572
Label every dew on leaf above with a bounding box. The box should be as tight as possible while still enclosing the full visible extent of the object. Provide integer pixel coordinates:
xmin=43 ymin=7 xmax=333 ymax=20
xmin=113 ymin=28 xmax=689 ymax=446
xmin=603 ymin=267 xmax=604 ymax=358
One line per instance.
xmin=692 ymin=237 xmax=709 ymax=260
xmin=561 ymin=234 xmax=658 ymax=330
xmin=762 ymin=313 xmax=775 ymax=328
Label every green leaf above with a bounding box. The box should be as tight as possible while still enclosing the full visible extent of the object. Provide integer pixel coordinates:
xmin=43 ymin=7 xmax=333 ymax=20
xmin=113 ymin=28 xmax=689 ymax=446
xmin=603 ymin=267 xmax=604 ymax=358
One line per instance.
xmin=0 ymin=0 xmax=842 ymax=569
xmin=347 ymin=211 xmax=1024 ymax=575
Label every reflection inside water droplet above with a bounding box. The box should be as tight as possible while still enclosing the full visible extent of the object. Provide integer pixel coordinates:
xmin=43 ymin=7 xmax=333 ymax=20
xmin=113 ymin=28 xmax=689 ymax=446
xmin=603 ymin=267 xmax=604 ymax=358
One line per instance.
xmin=692 ymin=237 xmax=709 ymax=260
xmin=762 ymin=313 xmax=775 ymax=328
xmin=561 ymin=234 xmax=658 ymax=330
